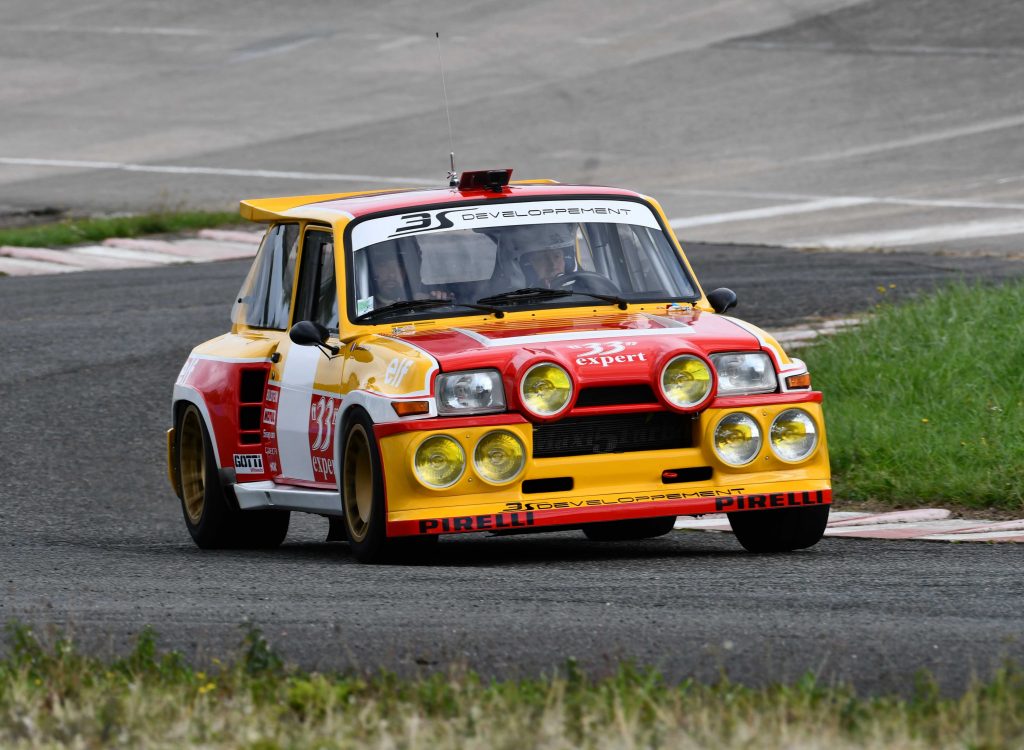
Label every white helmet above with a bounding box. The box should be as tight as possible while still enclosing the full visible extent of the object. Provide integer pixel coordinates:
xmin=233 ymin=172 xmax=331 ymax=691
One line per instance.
xmin=501 ymin=223 xmax=576 ymax=262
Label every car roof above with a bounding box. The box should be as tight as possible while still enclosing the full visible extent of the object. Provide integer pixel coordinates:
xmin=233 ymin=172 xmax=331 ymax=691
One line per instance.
xmin=239 ymin=181 xmax=648 ymax=224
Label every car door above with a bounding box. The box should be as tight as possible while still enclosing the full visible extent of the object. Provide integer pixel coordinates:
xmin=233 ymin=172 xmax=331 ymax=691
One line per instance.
xmin=270 ymin=225 xmax=344 ymax=488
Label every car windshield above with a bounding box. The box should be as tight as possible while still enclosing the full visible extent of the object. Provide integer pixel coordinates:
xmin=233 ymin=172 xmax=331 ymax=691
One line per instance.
xmin=347 ymin=198 xmax=698 ymax=321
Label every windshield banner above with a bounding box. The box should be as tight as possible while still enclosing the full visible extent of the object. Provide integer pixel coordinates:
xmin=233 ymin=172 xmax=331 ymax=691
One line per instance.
xmin=351 ymin=200 xmax=660 ymax=251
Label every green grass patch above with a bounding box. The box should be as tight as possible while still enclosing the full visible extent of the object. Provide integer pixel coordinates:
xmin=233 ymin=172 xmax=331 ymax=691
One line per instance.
xmin=798 ymin=280 xmax=1024 ymax=510
xmin=0 ymin=211 xmax=242 ymax=248
xmin=2 ymin=624 xmax=1022 ymax=749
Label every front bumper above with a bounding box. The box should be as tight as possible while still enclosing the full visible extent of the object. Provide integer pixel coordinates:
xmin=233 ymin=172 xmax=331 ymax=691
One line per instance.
xmin=377 ymin=397 xmax=831 ymax=537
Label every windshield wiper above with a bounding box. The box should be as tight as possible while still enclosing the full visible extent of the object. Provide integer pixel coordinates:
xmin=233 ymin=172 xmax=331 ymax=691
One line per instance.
xmin=355 ymin=298 xmax=504 ymax=323
xmin=478 ymin=287 xmax=628 ymax=310
xmin=564 ymin=290 xmax=629 ymax=310
xmin=476 ymin=288 xmax=572 ymax=305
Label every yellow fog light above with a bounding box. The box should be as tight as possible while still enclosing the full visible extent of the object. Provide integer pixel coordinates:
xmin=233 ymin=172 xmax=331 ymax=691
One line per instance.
xmin=520 ymin=363 xmax=572 ymax=417
xmin=413 ymin=435 xmax=465 ymax=488
xmin=770 ymin=409 xmax=818 ymax=462
xmin=474 ymin=430 xmax=526 ymax=484
xmin=661 ymin=354 xmax=712 ymax=409
xmin=714 ymin=413 xmax=761 ymax=466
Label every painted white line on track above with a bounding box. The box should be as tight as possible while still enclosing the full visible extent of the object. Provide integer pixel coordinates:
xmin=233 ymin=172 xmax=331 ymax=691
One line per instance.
xmin=0 ymin=157 xmax=431 ymax=185
xmin=3 ymin=24 xmax=220 ymax=36
xmin=798 ymin=112 xmax=1024 ymax=164
xmin=789 ymin=216 xmax=1024 ymax=249
xmin=672 ymin=187 xmax=1024 ymax=212
xmin=668 ymin=197 xmax=873 ymax=229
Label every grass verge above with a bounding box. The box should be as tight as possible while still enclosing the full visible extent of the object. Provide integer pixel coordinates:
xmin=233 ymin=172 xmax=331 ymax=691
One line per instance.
xmin=797 ymin=280 xmax=1024 ymax=510
xmin=0 ymin=211 xmax=242 ymax=248
xmin=1 ymin=624 xmax=1022 ymax=749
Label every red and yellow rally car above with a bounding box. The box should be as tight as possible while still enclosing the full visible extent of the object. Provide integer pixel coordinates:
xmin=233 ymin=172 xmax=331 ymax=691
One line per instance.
xmin=167 ymin=170 xmax=831 ymax=562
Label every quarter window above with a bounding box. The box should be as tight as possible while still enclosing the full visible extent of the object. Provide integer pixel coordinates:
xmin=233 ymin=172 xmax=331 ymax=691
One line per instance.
xmin=231 ymin=223 xmax=300 ymax=330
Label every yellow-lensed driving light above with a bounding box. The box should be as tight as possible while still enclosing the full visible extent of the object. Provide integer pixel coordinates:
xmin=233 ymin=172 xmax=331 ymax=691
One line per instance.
xmin=413 ymin=435 xmax=465 ymax=488
xmin=770 ymin=409 xmax=818 ymax=462
xmin=661 ymin=355 xmax=712 ymax=409
xmin=520 ymin=363 xmax=572 ymax=417
xmin=714 ymin=413 xmax=761 ymax=466
xmin=474 ymin=430 xmax=526 ymax=484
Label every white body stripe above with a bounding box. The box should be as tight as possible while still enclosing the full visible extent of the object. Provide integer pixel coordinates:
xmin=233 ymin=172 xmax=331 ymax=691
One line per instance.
xmin=276 ymin=344 xmax=321 ymax=481
xmin=451 ymin=325 xmax=692 ymax=349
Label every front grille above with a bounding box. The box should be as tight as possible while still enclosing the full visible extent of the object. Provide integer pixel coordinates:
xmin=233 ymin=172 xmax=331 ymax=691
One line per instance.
xmin=532 ymin=412 xmax=694 ymax=458
xmin=576 ymin=384 xmax=658 ymax=407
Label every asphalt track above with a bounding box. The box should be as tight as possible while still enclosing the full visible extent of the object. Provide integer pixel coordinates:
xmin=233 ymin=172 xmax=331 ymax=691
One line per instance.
xmin=2 ymin=250 xmax=1022 ymax=693
xmin=3 ymin=0 xmax=1024 ymax=693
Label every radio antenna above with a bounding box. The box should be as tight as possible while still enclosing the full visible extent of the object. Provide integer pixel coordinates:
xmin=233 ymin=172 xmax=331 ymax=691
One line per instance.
xmin=436 ymin=32 xmax=457 ymax=187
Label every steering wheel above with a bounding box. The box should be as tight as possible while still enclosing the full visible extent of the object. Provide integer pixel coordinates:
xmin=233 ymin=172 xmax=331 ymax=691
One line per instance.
xmin=554 ymin=271 xmax=621 ymax=295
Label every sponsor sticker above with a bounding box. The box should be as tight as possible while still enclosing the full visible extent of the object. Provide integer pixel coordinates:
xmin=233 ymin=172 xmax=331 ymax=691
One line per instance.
xmin=418 ymin=512 xmax=535 ymax=535
xmin=233 ymin=454 xmax=265 ymax=474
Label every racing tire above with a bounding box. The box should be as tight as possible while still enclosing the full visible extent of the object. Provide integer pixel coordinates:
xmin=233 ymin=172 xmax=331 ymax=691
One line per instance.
xmin=340 ymin=410 xmax=439 ymax=564
xmin=727 ymin=505 xmax=830 ymax=553
xmin=340 ymin=409 xmax=392 ymax=563
xmin=582 ymin=515 xmax=677 ymax=541
xmin=176 ymin=404 xmax=289 ymax=549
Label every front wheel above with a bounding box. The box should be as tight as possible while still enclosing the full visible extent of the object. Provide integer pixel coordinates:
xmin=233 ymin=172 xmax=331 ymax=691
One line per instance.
xmin=341 ymin=410 xmax=390 ymax=563
xmin=582 ymin=515 xmax=677 ymax=541
xmin=727 ymin=506 xmax=830 ymax=552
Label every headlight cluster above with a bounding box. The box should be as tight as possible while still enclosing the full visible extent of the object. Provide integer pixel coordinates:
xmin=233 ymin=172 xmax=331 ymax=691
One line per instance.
xmin=713 ymin=408 xmax=819 ymax=466
xmin=710 ymin=352 xmax=777 ymax=395
xmin=770 ymin=408 xmax=818 ymax=462
xmin=660 ymin=354 xmax=713 ymax=409
xmin=520 ymin=363 xmax=573 ymax=417
xmin=413 ymin=429 xmax=526 ymax=488
xmin=436 ymin=370 xmax=505 ymax=416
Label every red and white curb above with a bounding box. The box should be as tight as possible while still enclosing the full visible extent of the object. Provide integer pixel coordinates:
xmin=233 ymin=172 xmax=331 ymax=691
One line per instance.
xmin=0 ymin=228 xmax=261 ymax=276
xmin=675 ymin=508 xmax=1024 ymax=543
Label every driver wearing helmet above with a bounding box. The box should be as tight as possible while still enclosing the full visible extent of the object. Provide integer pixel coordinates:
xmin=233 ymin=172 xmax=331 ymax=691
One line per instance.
xmin=504 ymin=223 xmax=576 ymax=289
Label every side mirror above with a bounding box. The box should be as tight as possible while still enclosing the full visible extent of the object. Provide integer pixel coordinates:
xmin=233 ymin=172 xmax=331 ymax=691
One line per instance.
xmin=706 ymin=288 xmax=738 ymax=314
xmin=289 ymin=320 xmax=339 ymax=355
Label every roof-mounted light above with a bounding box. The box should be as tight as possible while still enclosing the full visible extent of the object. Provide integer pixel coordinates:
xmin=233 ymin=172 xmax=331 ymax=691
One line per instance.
xmin=458 ymin=169 xmax=513 ymax=193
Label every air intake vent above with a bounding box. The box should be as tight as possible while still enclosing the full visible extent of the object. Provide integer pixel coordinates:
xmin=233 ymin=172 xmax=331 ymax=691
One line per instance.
xmin=576 ymin=384 xmax=658 ymax=407
xmin=533 ymin=412 xmax=694 ymax=458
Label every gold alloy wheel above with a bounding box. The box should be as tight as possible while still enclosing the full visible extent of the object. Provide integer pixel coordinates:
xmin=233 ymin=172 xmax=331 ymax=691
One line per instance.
xmin=179 ymin=407 xmax=207 ymax=525
xmin=343 ymin=423 xmax=374 ymax=543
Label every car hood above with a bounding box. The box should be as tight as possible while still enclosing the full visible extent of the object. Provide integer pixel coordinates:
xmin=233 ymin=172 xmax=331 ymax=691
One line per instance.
xmin=387 ymin=310 xmax=774 ymax=387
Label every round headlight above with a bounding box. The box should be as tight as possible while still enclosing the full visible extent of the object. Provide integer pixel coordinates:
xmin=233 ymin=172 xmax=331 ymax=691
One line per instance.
xmin=714 ymin=413 xmax=761 ymax=466
xmin=661 ymin=355 xmax=712 ymax=409
xmin=413 ymin=435 xmax=465 ymax=488
xmin=474 ymin=430 xmax=526 ymax=484
xmin=520 ymin=363 xmax=572 ymax=417
xmin=770 ymin=409 xmax=818 ymax=462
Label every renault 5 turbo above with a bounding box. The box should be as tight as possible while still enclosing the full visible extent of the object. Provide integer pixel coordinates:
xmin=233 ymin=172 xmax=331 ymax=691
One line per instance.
xmin=167 ymin=169 xmax=830 ymax=562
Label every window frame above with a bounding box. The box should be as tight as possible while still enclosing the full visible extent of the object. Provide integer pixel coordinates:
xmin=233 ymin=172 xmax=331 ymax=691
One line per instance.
xmin=292 ymin=224 xmax=340 ymax=333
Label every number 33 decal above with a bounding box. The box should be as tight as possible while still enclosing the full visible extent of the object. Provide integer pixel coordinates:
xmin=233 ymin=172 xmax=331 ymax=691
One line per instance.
xmin=310 ymin=396 xmax=337 ymax=452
